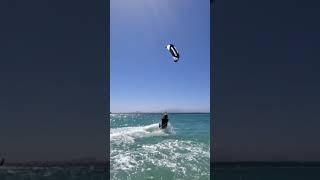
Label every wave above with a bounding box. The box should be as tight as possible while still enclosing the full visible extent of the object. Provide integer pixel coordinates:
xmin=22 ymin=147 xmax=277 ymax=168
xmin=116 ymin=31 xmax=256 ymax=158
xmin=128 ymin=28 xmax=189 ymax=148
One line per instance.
xmin=110 ymin=123 xmax=174 ymax=143
xmin=110 ymin=139 xmax=210 ymax=179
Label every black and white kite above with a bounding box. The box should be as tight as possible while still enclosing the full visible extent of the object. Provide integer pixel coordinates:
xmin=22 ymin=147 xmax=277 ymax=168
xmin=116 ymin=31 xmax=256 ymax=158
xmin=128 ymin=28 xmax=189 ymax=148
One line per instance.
xmin=166 ymin=44 xmax=180 ymax=62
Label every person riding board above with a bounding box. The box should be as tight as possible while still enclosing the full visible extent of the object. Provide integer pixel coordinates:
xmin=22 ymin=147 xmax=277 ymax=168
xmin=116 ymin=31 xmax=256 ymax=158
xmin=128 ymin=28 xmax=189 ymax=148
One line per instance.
xmin=159 ymin=112 xmax=169 ymax=129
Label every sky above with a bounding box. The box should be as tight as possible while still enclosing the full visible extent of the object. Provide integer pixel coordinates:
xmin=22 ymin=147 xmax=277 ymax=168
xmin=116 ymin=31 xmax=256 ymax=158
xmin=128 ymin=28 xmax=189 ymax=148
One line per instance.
xmin=110 ymin=0 xmax=210 ymax=113
xmin=0 ymin=0 xmax=106 ymax=162
xmin=214 ymin=0 xmax=320 ymax=161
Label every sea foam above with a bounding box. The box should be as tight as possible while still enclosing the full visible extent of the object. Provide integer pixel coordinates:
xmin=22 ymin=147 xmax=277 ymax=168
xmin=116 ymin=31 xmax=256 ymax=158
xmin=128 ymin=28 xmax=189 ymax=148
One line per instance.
xmin=110 ymin=123 xmax=174 ymax=143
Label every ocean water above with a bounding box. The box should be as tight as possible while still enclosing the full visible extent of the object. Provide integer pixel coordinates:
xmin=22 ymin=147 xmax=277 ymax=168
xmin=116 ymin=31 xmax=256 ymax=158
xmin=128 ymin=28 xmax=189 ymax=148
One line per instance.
xmin=110 ymin=113 xmax=210 ymax=180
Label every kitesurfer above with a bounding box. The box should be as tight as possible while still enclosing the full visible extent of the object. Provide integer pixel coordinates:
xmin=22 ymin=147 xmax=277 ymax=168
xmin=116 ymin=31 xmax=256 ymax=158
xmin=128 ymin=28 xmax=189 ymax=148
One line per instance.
xmin=159 ymin=112 xmax=169 ymax=129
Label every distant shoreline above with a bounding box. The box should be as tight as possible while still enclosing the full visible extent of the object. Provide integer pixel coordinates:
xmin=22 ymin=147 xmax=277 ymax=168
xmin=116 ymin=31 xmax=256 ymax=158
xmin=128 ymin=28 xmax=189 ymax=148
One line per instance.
xmin=110 ymin=112 xmax=210 ymax=114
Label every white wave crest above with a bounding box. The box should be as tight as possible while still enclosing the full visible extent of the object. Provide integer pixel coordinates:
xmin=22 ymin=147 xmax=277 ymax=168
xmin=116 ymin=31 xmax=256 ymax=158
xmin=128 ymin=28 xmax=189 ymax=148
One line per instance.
xmin=110 ymin=123 xmax=174 ymax=143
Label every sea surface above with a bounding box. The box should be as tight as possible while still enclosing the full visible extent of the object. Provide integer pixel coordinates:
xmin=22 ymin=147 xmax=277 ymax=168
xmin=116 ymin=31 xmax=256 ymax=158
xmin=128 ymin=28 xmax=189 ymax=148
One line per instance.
xmin=110 ymin=113 xmax=210 ymax=180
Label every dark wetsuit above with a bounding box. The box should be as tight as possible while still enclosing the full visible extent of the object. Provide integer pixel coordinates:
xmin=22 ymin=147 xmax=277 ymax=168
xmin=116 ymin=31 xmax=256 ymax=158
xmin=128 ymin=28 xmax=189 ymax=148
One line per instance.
xmin=159 ymin=114 xmax=169 ymax=129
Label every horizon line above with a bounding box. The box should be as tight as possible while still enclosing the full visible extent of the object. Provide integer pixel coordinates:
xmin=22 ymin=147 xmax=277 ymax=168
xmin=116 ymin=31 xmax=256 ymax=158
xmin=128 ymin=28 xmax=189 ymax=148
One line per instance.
xmin=110 ymin=112 xmax=210 ymax=114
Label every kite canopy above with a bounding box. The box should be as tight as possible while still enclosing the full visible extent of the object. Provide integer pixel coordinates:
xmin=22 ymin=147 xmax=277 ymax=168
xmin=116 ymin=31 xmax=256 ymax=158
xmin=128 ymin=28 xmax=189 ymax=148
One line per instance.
xmin=166 ymin=44 xmax=180 ymax=62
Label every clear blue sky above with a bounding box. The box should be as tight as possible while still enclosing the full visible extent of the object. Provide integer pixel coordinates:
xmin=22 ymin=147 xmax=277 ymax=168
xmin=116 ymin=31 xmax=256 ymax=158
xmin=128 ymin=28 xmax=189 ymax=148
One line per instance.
xmin=111 ymin=0 xmax=210 ymax=113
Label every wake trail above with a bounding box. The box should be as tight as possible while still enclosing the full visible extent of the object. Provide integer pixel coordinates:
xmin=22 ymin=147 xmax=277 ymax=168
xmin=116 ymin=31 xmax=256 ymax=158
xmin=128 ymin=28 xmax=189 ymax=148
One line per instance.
xmin=110 ymin=123 xmax=174 ymax=143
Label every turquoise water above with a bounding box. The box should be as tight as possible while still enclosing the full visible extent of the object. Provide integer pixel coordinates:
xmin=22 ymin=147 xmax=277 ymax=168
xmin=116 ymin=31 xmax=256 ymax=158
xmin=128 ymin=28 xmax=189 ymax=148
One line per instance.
xmin=110 ymin=113 xmax=210 ymax=180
